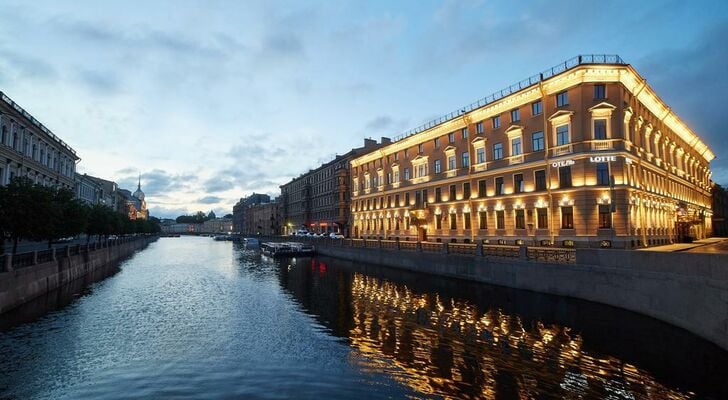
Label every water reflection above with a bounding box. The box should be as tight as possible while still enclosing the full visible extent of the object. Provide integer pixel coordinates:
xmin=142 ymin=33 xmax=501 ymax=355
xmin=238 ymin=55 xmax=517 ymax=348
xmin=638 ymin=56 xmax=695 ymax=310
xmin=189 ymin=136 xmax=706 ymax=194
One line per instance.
xmin=277 ymin=255 xmax=728 ymax=399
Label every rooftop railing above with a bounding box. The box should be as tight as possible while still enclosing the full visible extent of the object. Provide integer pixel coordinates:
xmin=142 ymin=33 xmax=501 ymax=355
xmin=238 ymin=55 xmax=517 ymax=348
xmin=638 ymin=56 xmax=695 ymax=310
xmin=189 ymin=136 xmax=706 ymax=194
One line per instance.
xmin=0 ymin=90 xmax=78 ymax=156
xmin=390 ymin=54 xmax=626 ymax=143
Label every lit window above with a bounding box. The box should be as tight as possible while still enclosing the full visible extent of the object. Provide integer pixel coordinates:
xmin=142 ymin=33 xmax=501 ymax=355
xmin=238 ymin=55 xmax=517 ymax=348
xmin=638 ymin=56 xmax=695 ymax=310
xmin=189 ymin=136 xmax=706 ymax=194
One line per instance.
xmin=561 ymin=206 xmax=574 ymax=229
xmin=493 ymin=143 xmax=503 ymax=160
xmin=556 ymin=91 xmax=568 ymax=107
xmin=448 ymin=155 xmax=456 ymax=170
xmin=496 ymin=210 xmax=505 ymax=229
xmin=495 ymin=177 xmax=504 ymax=195
xmin=478 ymin=211 xmax=487 ymax=229
xmin=449 ymin=213 xmax=456 ymax=230
xmin=476 ymin=147 xmax=485 ymax=164
xmin=599 ymin=204 xmax=612 ymax=228
xmin=514 ymin=174 xmax=524 ymax=193
xmin=596 ymin=163 xmax=609 ymax=186
xmin=537 ymin=208 xmax=548 ymax=229
xmin=532 ymin=131 xmax=544 ymax=151
xmin=511 ymin=137 xmax=522 ymax=156
xmin=594 ymin=119 xmax=607 ymax=140
xmin=559 ymin=166 xmax=572 ymax=188
xmin=464 ymin=211 xmax=471 ymax=229
xmin=515 ymin=209 xmax=525 ymax=229
xmin=463 ymin=182 xmax=471 ymax=199
xmin=556 ymin=125 xmax=569 ymax=146
xmin=532 ymin=101 xmax=542 ymax=116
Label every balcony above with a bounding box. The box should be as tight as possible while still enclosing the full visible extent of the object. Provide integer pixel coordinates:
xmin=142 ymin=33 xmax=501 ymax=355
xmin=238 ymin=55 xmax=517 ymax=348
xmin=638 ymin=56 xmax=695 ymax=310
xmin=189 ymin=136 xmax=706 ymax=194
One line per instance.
xmin=472 ymin=163 xmax=487 ymax=172
xmin=551 ymin=144 xmax=573 ymax=157
xmin=591 ymin=139 xmax=616 ymax=151
xmin=508 ymin=154 xmax=524 ymax=165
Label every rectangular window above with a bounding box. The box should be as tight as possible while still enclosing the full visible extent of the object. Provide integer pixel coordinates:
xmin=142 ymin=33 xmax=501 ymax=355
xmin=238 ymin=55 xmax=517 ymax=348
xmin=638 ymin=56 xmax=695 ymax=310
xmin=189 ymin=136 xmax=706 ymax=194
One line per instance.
xmin=496 ymin=210 xmax=505 ymax=229
xmin=449 ymin=213 xmax=456 ymax=230
xmin=532 ymin=131 xmax=544 ymax=152
xmin=404 ymin=149 xmax=408 ymax=159
xmin=462 ymin=152 xmax=470 ymax=168
xmin=493 ymin=143 xmax=503 ymax=160
xmin=511 ymin=109 xmax=520 ymax=122
xmin=464 ymin=212 xmax=471 ymax=229
xmin=404 ymin=168 xmax=410 ymax=180
xmin=435 ymin=214 xmax=442 ymax=230
xmin=418 ymin=143 xmax=424 ymax=154
xmin=415 ymin=191 xmax=422 ymax=208
xmin=395 ymin=194 xmax=400 ymax=206
xmin=594 ymin=119 xmax=607 ymax=140
xmin=514 ymin=174 xmax=524 ymax=193
xmin=492 ymin=115 xmax=501 ymax=129
xmin=532 ymin=100 xmax=542 ymax=116
xmin=405 ymin=192 xmax=410 ymax=205
xmin=559 ymin=166 xmax=572 ymax=188
xmin=556 ymin=125 xmax=569 ymax=145
xmin=511 ymin=137 xmax=522 ymax=156
xmin=448 ymin=132 xmax=455 ymax=143
xmin=435 ymin=187 xmax=441 ymax=202
xmin=448 ymin=155 xmax=456 ymax=170
xmin=416 ymin=163 xmax=427 ymax=178
xmin=561 ymin=206 xmax=574 ymax=229
xmin=434 ymin=137 xmax=440 ymax=148
xmin=394 ymin=152 xmax=398 ymax=161
xmin=434 ymin=159 xmax=442 ymax=174
xmin=537 ymin=208 xmax=548 ymax=229
xmin=476 ymin=121 xmax=484 ymax=134
xmin=556 ymin=91 xmax=568 ymax=107
xmin=476 ymin=147 xmax=485 ymax=164
xmin=463 ymin=182 xmax=471 ymax=199
xmin=461 ymin=127 xmax=468 ymax=139
xmin=596 ymin=162 xmax=610 ymax=186
xmin=599 ymin=204 xmax=612 ymax=228
xmin=515 ymin=209 xmax=525 ymax=229
xmin=495 ymin=177 xmax=504 ymax=195
xmin=478 ymin=211 xmax=487 ymax=230
xmin=449 ymin=184 xmax=456 ymax=201
xmin=594 ymin=84 xmax=606 ymax=100
xmin=535 ymin=170 xmax=546 ymax=191
xmin=393 ymin=170 xmax=399 ymax=183
xmin=478 ymin=180 xmax=486 ymax=197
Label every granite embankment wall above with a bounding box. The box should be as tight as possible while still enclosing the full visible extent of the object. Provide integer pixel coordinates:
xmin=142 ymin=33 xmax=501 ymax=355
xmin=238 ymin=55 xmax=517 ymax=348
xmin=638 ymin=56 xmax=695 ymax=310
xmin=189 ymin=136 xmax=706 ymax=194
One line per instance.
xmin=0 ymin=237 xmax=156 ymax=314
xmin=305 ymin=239 xmax=728 ymax=351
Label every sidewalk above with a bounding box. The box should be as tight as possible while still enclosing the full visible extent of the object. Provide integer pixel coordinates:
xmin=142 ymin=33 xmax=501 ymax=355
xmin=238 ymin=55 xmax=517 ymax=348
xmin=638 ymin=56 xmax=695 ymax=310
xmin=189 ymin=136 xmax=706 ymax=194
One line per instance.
xmin=636 ymin=237 xmax=728 ymax=252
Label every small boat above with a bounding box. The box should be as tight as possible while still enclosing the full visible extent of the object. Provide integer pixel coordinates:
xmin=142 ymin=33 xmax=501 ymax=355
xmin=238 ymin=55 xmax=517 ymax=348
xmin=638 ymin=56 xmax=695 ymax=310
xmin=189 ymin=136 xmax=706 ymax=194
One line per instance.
xmin=261 ymin=242 xmax=316 ymax=257
xmin=213 ymin=235 xmax=234 ymax=241
xmin=243 ymin=237 xmax=260 ymax=247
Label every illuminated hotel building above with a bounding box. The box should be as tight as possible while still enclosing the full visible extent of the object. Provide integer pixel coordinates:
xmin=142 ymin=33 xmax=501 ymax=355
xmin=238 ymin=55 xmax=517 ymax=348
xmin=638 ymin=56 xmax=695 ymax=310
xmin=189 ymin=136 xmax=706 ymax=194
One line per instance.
xmin=349 ymin=55 xmax=714 ymax=248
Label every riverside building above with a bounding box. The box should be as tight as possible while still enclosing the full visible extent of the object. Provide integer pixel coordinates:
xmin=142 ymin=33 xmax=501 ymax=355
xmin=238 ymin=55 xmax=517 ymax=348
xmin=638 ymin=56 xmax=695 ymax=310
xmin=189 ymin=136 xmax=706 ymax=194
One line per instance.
xmin=0 ymin=91 xmax=78 ymax=189
xmin=349 ymin=55 xmax=714 ymax=248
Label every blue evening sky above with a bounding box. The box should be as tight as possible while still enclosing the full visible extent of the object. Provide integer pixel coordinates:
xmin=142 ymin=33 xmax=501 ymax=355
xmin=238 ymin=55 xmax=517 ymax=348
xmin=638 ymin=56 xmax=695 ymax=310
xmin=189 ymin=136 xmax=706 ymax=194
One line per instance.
xmin=0 ymin=0 xmax=726 ymax=218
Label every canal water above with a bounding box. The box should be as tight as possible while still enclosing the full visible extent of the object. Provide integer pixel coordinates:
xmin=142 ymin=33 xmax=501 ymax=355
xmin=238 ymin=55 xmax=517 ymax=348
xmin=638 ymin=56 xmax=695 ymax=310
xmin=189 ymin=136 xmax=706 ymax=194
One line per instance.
xmin=0 ymin=237 xmax=726 ymax=399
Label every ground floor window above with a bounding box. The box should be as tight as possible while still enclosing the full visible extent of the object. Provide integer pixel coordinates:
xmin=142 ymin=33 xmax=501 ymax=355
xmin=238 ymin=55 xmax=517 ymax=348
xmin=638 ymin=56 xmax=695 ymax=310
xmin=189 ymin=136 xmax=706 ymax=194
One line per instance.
xmin=515 ymin=209 xmax=525 ymax=229
xmin=599 ymin=204 xmax=612 ymax=228
xmin=435 ymin=214 xmax=442 ymax=230
xmin=464 ymin=212 xmax=471 ymax=229
xmin=537 ymin=208 xmax=548 ymax=229
xmin=561 ymin=206 xmax=574 ymax=229
xmin=449 ymin=213 xmax=457 ymax=230
xmin=496 ymin=210 xmax=505 ymax=229
xmin=478 ymin=211 xmax=487 ymax=230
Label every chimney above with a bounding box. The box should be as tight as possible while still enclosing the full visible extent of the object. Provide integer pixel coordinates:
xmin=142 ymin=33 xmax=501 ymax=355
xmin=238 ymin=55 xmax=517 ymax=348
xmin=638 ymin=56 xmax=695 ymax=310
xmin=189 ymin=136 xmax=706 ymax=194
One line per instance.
xmin=380 ymin=137 xmax=392 ymax=145
xmin=364 ymin=138 xmax=377 ymax=148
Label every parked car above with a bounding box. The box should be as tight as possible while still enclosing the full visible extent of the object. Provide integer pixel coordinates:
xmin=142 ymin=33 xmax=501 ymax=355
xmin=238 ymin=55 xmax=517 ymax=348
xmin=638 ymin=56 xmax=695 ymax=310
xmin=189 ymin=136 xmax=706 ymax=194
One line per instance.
xmin=329 ymin=233 xmax=344 ymax=239
xmin=293 ymin=230 xmax=308 ymax=236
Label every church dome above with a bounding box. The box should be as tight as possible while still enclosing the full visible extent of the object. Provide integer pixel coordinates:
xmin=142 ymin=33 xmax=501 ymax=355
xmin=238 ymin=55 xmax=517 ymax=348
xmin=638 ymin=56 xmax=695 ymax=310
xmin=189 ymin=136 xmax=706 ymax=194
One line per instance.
xmin=133 ymin=176 xmax=145 ymax=201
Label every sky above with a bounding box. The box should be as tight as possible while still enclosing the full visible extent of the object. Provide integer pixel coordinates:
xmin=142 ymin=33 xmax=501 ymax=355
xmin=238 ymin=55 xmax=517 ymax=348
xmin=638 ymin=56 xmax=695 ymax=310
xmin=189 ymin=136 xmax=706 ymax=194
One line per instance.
xmin=0 ymin=0 xmax=726 ymax=218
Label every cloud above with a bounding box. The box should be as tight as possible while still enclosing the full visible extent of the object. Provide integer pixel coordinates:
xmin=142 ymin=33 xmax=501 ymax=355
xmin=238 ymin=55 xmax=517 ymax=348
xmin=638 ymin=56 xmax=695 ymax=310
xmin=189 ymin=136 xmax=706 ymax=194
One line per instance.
xmin=365 ymin=115 xmax=394 ymax=131
xmin=197 ymin=196 xmax=223 ymax=204
xmin=117 ymin=169 xmax=198 ymax=196
xmin=75 ymin=68 xmax=121 ymax=95
xmin=0 ymin=48 xmax=58 ymax=82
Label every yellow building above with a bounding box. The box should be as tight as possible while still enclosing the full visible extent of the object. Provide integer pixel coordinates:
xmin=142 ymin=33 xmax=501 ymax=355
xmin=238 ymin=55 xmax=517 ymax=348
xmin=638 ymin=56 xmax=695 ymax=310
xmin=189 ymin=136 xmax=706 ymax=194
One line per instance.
xmin=349 ymin=55 xmax=714 ymax=248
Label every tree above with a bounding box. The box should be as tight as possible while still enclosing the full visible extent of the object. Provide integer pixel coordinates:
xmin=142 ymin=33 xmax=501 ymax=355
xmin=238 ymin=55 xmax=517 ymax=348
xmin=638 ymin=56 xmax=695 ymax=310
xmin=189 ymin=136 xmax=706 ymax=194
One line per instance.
xmin=45 ymin=188 xmax=88 ymax=248
xmin=224 ymin=213 xmax=233 ymax=219
xmin=0 ymin=177 xmax=54 ymax=253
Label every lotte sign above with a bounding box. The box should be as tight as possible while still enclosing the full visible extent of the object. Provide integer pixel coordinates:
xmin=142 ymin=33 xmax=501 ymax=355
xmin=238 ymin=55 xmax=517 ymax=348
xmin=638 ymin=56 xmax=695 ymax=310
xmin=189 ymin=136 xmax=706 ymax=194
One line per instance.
xmin=589 ymin=155 xmax=617 ymax=163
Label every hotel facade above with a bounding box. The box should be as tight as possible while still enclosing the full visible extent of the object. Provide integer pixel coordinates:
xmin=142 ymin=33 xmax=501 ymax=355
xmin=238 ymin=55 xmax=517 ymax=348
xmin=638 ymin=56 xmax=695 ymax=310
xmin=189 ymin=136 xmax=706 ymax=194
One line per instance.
xmin=349 ymin=55 xmax=714 ymax=248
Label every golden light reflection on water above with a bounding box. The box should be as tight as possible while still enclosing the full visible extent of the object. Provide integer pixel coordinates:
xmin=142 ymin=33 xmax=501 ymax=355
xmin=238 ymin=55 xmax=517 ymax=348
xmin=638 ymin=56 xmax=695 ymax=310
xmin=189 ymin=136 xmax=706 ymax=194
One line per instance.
xmin=346 ymin=273 xmax=694 ymax=399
